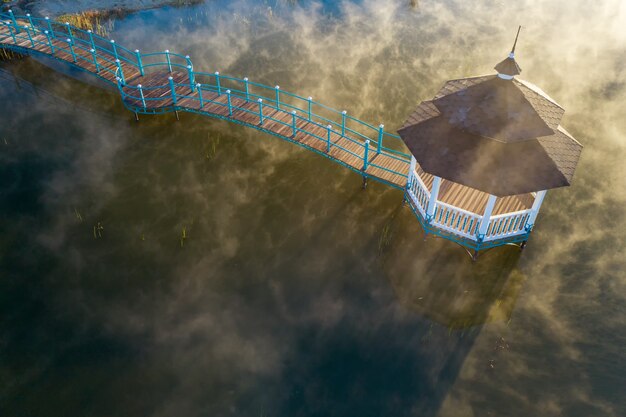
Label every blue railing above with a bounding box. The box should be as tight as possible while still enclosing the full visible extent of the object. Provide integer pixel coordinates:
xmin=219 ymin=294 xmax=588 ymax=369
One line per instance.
xmin=0 ymin=10 xmax=411 ymax=179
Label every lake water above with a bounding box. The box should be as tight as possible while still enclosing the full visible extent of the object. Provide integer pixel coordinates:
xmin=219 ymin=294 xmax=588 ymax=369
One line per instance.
xmin=1 ymin=1 xmax=625 ymax=416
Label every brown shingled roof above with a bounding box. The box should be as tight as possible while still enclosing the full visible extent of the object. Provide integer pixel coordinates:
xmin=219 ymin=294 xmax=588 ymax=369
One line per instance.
xmin=398 ymin=60 xmax=582 ymax=196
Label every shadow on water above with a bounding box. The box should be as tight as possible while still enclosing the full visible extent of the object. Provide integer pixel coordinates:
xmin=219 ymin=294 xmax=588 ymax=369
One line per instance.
xmin=382 ymin=203 xmax=526 ymax=329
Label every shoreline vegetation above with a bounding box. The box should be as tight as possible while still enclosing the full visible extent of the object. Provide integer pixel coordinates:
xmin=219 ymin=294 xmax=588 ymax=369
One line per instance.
xmin=55 ymin=10 xmax=119 ymax=36
xmin=3 ymin=0 xmax=204 ymax=19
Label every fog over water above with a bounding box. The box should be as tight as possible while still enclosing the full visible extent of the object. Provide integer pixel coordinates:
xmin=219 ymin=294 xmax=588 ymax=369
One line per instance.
xmin=0 ymin=1 xmax=625 ymax=416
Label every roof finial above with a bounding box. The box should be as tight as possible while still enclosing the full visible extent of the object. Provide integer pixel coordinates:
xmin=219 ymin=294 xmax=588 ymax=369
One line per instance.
xmin=511 ymin=25 xmax=522 ymax=56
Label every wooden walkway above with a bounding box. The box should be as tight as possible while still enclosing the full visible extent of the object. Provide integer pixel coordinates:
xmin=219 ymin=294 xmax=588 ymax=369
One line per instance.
xmin=0 ymin=15 xmax=533 ymax=217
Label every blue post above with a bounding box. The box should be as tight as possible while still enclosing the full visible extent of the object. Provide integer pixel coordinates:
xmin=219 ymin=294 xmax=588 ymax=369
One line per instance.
xmin=341 ymin=110 xmax=347 ymax=136
xmin=165 ymin=50 xmax=172 ymax=72
xmin=226 ymin=90 xmax=233 ymax=117
xmin=8 ymin=10 xmax=19 ymax=33
xmin=377 ymin=124 xmax=384 ymax=155
xmin=7 ymin=24 xmax=17 ymax=44
xmin=196 ymin=84 xmax=204 ymax=108
xmin=87 ymin=30 xmax=96 ymax=50
xmin=215 ymin=72 xmax=221 ymax=96
xmin=25 ymin=26 xmax=35 ymax=47
xmin=110 ymin=40 xmax=118 ymax=61
xmin=291 ymin=111 xmax=297 ymax=137
xmin=138 ymin=84 xmax=146 ymax=108
xmin=44 ymin=30 xmax=54 ymax=54
xmin=258 ymin=98 xmax=264 ymax=125
xmin=67 ymin=38 xmax=77 ymax=62
xmin=26 ymin=14 xmax=34 ymax=28
xmin=185 ymin=55 xmax=192 ymax=67
xmin=187 ymin=65 xmax=195 ymax=92
xmin=307 ymin=96 xmax=313 ymax=121
xmin=275 ymin=85 xmax=280 ymax=109
xmin=90 ymin=48 xmax=99 ymax=73
xmin=244 ymin=77 xmax=249 ymax=101
xmin=65 ymin=22 xmax=73 ymax=39
xmin=326 ymin=125 xmax=332 ymax=153
xmin=363 ymin=140 xmax=370 ymax=170
xmin=169 ymin=76 xmax=177 ymax=105
xmin=135 ymin=49 xmax=144 ymax=76
xmin=45 ymin=17 xmax=53 ymax=36
xmin=115 ymin=59 xmax=124 ymax=83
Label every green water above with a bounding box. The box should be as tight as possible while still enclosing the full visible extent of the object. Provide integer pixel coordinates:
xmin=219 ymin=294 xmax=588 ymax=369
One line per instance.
xmin=1 ymin=1 xmax=625 ymax=416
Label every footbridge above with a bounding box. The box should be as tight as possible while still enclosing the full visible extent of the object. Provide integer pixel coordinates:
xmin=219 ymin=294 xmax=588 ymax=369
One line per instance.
xmin=0 ymin=11 xmax=411 ymax=190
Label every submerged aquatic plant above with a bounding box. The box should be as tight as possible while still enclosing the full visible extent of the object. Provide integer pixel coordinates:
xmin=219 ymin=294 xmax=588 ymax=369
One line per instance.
xmin=180 ymin=227 xmax=187 ymax=247
xmin=93 ymin=222 xmax=104 ymax=239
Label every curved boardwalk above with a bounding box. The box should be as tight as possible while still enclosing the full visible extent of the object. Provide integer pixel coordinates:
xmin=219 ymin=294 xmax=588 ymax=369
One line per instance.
xmin=0 ymin=12 xmax=411 ymax=189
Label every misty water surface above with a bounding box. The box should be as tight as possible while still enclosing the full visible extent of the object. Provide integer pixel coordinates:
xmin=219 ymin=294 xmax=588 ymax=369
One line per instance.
xmin=0 ymin=1 xmax=625 ymax=416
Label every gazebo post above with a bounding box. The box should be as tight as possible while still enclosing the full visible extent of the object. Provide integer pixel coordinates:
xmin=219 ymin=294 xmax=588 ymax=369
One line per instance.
xmin=525 ymin=190 xmax=547 ymax=231
xmin=477 ymin=195 xmax=498 ymax=241
xmin=425 ymin=176 xmax=442 ymax=221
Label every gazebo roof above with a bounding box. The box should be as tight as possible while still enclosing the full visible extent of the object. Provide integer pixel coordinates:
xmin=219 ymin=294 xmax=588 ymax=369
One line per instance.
xmin=398 ymin=44 xmax=582 ymax=196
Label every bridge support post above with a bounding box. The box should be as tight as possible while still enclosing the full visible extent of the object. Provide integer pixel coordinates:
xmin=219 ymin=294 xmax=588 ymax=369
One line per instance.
xmin=215 ymin=72 xmax=221 ymax=96
xmin=291 ymin=111 xmax=297 ymax=137
xmin=377 ymin=124 xmax=384 ymax=155
xmin=25 ymin=26 xmax=35 ymax=48
xmin=258 ymin=98 xmax=264 ymax=125
xmin=87 ymin=30 xmax=96 ymax=49
xmin=138 ymin=84 xmax=146 ymax=109
xmin=165 ymin=50 xmax=172 ymax=72
xmin=8 ymin=10 xmax=20 ymax=33
xmin=65 ymin=22 xmax=73 ymax=39
xmin=135 ymin=50 xmax=144 ymax=76
xmin=45 ymin=17 xmax=53 ymax=36
xmin=341 ymin=110 xmax=347 ymax=136
xmin=115 ymin=59 xmax=124 ymax=82
xmin=326 ymin=125 xmax=332 ymax=153
xmin=187 ymin=65 xmax=195 ymax=92
xmin=110 ymin=39 xmax=119 ymax=61
xmin=307 ymin=97 xmax=313 ymax=121
xmin=7 ymin=24 xmax=17 ymax=44
xmin=363 ymin=139 xmax=370 ymax=171
xmin=26 ymin=13 xmax=34 ymax=29
xmin=275 ymin=86 xmax=280 ymax=109
xmin=244 ymin=77 xmax=250 ymax=101
xmin=90 ymin=49 xmax=99 ymax=73
xmin=169 ymin=76 xmax=177 ymax=106
xmin=226 ymin=90 xmax=233 ymax=116
xmin=44 ymin=30 xmax=54 ymax=55
xmin=67 ymin=38 xmax=77 ymax=62
xmin=196 ymin=84 xmax=204 ymax=108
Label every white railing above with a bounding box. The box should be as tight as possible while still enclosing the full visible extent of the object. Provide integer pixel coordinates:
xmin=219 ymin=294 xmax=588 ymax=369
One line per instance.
xmin=406 ymin=168 xmax=430 ymax=217
xmin=484 ymin=208 xmax=532 ymax=241
xmin=431 ymin=201 xmax=483 ymax=241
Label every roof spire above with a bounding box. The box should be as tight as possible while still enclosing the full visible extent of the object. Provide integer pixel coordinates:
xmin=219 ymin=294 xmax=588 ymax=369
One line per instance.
xmin=495 ymin=26 xmax=522 ymax=79
xmin=511 ymin=25 xmax=521 ymax=55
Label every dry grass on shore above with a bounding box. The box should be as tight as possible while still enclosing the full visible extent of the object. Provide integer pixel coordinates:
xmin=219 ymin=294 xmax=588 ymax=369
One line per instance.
xmin=55 ymin=10 xmax=118 ymax=37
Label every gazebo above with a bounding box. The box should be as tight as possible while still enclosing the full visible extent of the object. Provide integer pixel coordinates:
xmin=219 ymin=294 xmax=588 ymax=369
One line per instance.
xmin=398 ymin=30 xmax=582 ymax=258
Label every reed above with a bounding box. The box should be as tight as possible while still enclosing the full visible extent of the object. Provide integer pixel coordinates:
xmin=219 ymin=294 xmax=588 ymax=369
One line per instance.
xmin=56 ymin=11 xmax=116 ymax=37
xmin=0 ymin=49 xmax=24 ymax=61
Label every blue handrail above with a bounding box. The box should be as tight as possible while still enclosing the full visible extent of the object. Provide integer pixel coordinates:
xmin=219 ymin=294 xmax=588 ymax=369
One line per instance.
xmin=0 ymin=11 xmax=411 ymax=171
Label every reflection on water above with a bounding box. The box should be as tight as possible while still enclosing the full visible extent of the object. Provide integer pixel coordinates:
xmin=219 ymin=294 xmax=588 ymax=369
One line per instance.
xmin=1 ymin=1 xmax=625 ymax=416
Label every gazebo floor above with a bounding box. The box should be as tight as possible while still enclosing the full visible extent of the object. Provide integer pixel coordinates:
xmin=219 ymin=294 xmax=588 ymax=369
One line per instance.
xmin=415 ymin=164 xmax=534 ymax=215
